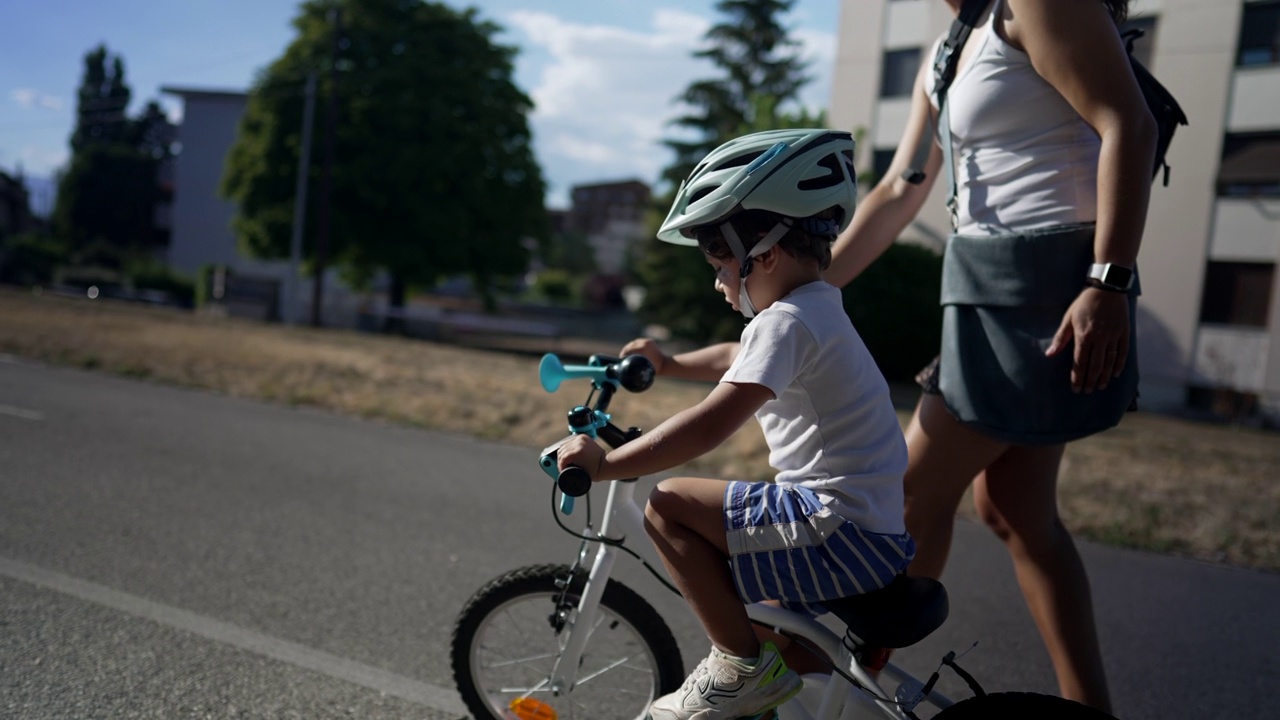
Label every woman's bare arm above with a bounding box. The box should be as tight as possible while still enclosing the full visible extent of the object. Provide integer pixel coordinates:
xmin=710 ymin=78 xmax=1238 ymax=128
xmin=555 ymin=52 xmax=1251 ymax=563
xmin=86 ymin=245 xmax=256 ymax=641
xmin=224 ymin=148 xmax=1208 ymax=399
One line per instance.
xmin=825 ymin=60 xmax=944 ymax=288
xmin=1005 ymin=0 xmax=1157 ymax=393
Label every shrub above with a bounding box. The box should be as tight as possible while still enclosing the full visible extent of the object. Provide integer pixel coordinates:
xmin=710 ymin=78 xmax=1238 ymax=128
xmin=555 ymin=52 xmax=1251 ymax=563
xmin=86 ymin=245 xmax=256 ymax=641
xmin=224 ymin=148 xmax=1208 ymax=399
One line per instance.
xmin=841 ymin=242 xmax=944 ymax=382
xmin=129 ymin=263 xmax=196 ymax=308
xmin=531 ymin=269 xmax=576 ymax=305
xmin=0 ymin=233 xmax=67 ymax=287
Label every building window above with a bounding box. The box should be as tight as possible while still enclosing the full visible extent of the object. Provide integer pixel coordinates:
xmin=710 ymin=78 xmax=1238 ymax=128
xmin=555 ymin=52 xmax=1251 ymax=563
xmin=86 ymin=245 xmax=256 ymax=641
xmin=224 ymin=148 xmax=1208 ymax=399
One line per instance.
xmin=1217 ymin=132 xmax=1280 ymax=197
xmin=880 ymin=48 xmax=921 ymax=99
xmin=1121 ymin=15 xmax=1158 ymax=69
xmin=1238 ymin=1 xmax=1280 ymax=66
xmin=871 ymin=148 xmax=896 ymax=185
xmin=1199 ymin=261 xmax=1275 ymax=328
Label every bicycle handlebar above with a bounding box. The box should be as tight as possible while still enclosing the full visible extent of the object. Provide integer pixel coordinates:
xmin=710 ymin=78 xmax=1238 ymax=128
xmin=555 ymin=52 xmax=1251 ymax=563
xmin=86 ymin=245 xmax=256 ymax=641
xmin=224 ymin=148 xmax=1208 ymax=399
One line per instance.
xmin=537 ymin=353 xmax=654 ymax=515
xmin=557 ymin=465 xmax=592 ymax=497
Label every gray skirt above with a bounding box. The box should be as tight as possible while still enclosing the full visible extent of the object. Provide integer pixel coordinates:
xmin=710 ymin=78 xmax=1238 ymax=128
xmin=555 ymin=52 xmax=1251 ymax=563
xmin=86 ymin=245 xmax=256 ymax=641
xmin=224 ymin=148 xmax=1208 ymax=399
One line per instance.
xmin=924 ymin=224 xmax=1140 ymax=446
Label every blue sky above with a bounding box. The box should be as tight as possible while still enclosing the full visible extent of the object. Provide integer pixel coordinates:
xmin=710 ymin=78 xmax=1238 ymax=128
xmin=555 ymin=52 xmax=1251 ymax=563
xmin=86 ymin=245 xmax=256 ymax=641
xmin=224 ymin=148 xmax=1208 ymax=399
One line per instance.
xmin=1 ymin=0 xmax=841 ymax=214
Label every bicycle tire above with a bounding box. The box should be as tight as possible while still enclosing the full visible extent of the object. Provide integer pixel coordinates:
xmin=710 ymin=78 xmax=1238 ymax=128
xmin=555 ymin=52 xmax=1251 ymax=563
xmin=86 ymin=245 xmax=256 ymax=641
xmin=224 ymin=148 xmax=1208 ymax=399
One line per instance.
xmin=450 ymin=563 xmax=685 ymax=720
xmin=933 ymin=691 xmax=1120 ymax=719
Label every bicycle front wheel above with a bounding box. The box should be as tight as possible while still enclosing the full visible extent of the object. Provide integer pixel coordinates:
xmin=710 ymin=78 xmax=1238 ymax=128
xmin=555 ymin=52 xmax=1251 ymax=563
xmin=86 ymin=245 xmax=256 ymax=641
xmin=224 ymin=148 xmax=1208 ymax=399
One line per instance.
xmin=450 ymin=563 xmax=685 ymax=720
xmin=934 ymin=692 xmax=1120 ymax=719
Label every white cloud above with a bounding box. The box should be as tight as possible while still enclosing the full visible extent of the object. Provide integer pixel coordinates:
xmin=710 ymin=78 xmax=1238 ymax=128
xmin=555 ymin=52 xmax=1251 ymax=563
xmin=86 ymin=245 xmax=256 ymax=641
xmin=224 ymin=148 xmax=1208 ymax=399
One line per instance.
xmin=10 ymin=88 xmax=65 ymax=111
xmin=503 ymin=9 xmax=712 ymax=204
xmin=503 ymin=8 xmax=836 ymax=207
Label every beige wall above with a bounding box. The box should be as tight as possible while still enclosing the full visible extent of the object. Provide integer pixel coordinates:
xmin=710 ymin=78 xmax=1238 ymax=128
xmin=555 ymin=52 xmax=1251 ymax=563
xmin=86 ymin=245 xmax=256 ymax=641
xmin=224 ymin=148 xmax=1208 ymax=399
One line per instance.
xmin=1136 ymin=1 xmax=1244 ymax=407
xmin=830 ymin=0 xmax=955 ymax=249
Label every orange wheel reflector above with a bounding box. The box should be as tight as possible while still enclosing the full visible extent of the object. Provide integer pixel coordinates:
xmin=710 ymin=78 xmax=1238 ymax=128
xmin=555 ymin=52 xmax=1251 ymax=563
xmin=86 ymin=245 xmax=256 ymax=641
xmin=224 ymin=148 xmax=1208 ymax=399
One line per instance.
xmin=507 ymin=696 xmax=557 ymax=720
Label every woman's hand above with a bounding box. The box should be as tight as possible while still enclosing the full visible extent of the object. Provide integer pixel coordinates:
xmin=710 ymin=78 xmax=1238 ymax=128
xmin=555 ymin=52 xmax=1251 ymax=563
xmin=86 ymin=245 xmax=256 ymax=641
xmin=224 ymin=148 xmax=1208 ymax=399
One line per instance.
xmin=556 ymin=434 xmax=608 ymax=481
xmin=620 ymin=338 xmax=668 ymax=375
xmin=1046 ymin=288 xmax=1130 ymax=394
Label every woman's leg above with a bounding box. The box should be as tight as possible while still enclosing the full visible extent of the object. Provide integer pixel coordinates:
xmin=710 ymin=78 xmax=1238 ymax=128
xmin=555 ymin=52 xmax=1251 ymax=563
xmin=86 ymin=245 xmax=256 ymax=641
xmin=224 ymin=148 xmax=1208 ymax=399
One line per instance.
xmin=972 ymin=445 xmax=1112 ymax=713
xmin=644 ymin=476 xmax=760 ymax=658
xmin=903 ymin=393 xmax=1008 ymax=579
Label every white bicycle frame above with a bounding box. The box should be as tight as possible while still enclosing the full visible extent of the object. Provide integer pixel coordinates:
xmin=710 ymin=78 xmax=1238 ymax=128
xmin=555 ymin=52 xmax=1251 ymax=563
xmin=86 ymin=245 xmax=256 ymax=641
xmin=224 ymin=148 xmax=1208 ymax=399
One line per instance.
xmin=547 ymin=477 xmax=956 ymax=720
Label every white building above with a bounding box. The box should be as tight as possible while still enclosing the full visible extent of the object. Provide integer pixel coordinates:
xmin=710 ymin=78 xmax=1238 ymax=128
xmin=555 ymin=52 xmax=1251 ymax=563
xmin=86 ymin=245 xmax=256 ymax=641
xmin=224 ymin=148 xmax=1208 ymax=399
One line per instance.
xmin=566 ymin=179 xmax=652 ymax=275
xmin=161 ymin=86 xmax=362 ymax=325
xmin=160 ymin=88 xmax=249 ymax=275
xmin=829 ymin=0 xmax=1280 ymax=423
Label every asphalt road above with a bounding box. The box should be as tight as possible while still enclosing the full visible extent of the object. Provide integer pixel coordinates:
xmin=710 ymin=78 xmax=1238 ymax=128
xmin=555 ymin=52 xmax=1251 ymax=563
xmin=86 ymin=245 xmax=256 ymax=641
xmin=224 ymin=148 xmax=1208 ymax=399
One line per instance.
xmin=1 ymin=355 xmax=1275 ymax=719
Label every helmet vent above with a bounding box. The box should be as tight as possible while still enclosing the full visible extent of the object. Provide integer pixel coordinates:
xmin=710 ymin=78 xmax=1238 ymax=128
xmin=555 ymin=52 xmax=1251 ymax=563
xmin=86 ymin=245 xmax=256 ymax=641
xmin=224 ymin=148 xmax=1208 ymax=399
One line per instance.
xmin=715 ymin=149 xmax=766 ymax=172
xmin=688 ymin=186 xmax=716 ymax=204
xmin=797 ymin=154 xmax=846 ymax=191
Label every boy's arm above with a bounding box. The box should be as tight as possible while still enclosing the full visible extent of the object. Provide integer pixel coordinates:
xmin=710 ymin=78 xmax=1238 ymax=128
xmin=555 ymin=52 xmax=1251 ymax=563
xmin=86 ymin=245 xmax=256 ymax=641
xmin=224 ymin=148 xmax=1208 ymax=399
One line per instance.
xmin=602 ymin=381 xmax=769 ymax=480
xmin=620 ymin=338 xmax=741 ymax=383
xmin=665 ymin=343 xmax=742 ymax=382
xmin=559 ymin=381 xmax=770 ymax=481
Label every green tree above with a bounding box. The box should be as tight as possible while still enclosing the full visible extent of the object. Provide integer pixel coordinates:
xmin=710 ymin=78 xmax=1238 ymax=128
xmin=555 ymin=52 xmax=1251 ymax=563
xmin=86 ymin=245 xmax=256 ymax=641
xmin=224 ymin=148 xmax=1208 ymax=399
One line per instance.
xmin=221 ymin=0 xmax=546 ymax=316
xmin=54 ymin=147 xmax=160 ymax=268
xmin=662 ymin=0 xmax=809 ymax=190
xmin=53 ymin=45 xmax=171 ymax=270
xmin=636 ymin=0 xmax=813 ymax=342
xmin=70 ymin=45 xmax=132 ymax=152
xmin=541 ymin=230 xmax=596 ymax=276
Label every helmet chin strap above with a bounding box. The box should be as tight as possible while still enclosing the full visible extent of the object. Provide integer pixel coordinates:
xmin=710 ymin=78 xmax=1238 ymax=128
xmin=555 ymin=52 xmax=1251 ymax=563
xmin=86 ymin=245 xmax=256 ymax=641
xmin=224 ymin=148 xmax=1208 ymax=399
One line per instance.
xmin=719 ymin=219 xmax=792 ymax=319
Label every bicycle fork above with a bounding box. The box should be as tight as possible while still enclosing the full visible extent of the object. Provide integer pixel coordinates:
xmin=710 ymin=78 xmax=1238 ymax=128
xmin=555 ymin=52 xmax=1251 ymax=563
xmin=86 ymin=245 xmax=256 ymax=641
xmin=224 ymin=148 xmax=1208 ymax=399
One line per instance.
xmin=546 ymin=479 xmax=647 ymax=695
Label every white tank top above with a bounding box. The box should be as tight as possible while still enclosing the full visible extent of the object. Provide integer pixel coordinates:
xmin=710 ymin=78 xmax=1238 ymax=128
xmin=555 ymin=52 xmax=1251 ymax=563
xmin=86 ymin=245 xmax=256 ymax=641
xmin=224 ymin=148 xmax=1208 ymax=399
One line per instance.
xmin=925 ymin=0 xmax=1100 ymax=236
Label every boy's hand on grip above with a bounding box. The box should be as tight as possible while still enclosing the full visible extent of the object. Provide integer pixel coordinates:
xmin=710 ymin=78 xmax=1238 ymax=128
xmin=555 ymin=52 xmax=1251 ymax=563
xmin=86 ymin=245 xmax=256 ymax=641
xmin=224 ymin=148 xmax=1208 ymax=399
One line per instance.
xmin=556 ymin=434 xmax=606 ymax=481
xmin=620 ymin=338 xmax=667 ymax=375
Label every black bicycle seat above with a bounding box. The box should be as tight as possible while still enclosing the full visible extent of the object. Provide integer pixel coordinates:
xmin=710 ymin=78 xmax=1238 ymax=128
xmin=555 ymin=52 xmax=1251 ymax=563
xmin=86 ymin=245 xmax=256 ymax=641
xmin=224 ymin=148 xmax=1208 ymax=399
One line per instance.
xmin=823 ymin=574 xmax=948 ymax=649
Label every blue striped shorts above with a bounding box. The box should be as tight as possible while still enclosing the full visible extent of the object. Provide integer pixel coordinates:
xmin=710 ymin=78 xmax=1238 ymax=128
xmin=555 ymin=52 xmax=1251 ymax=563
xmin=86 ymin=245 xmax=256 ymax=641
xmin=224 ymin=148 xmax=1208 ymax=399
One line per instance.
xmin=724 ymin=481 xmax=915 ymax=616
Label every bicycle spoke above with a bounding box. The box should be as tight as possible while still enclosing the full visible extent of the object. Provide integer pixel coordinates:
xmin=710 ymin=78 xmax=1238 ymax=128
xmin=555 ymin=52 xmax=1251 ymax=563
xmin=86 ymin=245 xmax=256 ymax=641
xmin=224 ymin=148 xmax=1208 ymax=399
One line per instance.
xmin=482 ymin=651 xmax=559 ymax=669
xmin=574 ymin=653 xmax=641 ymax=685
xmin=458 ymin=570 xmax=675 ymax=720
xmin=497 ymin=677 xmax=551 ymax=696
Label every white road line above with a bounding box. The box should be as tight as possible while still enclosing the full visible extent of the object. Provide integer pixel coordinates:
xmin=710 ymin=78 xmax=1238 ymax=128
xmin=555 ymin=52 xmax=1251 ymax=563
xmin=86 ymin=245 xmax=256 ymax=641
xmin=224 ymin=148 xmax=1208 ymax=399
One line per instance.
xmin=0 ymin=404 xmax=44 ymax=421
xmin=0 ymin=556 xmax=467 ymax=718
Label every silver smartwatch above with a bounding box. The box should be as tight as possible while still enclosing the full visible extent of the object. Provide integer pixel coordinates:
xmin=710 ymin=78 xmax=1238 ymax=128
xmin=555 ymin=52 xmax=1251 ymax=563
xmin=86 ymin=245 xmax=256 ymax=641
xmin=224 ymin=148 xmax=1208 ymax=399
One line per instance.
xmin=1086 ymin=263 xmax=1134 ymax=292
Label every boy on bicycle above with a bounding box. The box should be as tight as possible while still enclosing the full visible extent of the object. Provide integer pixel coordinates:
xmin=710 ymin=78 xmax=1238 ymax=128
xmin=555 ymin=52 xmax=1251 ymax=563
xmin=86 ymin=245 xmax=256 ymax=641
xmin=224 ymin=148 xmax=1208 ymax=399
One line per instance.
xmin=557 ymin=128 xmax=913 ymax=720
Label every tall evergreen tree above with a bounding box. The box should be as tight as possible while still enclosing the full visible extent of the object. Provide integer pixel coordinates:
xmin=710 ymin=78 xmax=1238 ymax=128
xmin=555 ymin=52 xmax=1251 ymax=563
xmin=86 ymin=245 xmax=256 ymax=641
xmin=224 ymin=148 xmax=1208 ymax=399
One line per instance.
xmin=662 ymin=0 xmax=809 ymax=190
xmin=70 ymin=46 xmax=133 ymax=152
xmin=54 ymin=45 xmax=172 ymax=270
xmin=637 ymin=0 xmax=813 ymax=342
xmin=221 ymin=0 xmax=547 ymax=315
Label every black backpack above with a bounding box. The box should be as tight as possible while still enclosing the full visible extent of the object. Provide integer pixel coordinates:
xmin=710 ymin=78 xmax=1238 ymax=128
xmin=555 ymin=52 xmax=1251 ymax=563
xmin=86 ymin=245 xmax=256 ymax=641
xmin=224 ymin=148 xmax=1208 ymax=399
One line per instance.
xmin=1122 ymin=26 xmax=1189 ymax=186
xmin=904 ymin=0 xmax=1188 ymax=188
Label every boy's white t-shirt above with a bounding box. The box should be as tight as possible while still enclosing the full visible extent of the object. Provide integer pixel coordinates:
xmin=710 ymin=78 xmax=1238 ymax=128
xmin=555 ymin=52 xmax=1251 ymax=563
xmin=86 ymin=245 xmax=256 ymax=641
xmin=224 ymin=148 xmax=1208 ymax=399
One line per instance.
xmin=721 ymin=281 xmax=908 ymax=534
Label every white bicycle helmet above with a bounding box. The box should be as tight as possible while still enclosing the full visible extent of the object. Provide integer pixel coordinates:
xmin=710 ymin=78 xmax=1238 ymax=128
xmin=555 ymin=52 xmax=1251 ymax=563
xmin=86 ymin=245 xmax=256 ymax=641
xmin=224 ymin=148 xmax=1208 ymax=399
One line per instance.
xmin=656 ymin=128 xmax=858 ymax=317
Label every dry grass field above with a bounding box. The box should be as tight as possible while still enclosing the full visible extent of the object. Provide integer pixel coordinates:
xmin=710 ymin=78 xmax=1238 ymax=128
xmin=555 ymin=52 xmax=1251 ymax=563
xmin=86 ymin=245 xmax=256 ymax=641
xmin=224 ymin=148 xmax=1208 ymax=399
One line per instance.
xmin=3 ymin=287 xmax=1277 ymax=571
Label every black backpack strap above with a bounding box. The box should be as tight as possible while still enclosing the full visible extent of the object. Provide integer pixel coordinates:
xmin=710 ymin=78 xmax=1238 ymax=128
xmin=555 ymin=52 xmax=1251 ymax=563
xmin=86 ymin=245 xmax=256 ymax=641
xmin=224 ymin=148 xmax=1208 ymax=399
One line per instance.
xmin=902 ymin=0 xmax=987 ymax=186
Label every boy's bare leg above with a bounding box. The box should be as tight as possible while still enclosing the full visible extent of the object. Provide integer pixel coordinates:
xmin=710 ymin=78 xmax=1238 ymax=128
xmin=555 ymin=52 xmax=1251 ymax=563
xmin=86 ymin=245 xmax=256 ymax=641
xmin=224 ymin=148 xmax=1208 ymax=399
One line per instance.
xmin=644 ymin=476 xmax=760 ymax=659
xmin=757 ymin=622 xmax=830 ymax=675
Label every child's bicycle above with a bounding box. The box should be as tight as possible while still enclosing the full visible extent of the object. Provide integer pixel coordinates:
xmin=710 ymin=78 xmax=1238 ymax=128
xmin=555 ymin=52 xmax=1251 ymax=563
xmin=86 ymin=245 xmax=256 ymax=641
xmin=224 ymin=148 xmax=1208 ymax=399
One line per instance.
xmin=450 ymin=353 xmax=1120 ymax=720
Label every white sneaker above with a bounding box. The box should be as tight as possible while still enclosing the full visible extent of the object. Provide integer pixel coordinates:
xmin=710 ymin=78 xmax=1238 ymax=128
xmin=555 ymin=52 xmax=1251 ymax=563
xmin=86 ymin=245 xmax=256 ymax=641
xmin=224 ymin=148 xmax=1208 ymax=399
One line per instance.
xmin=647 ymin=642 xmax=802 ymax=720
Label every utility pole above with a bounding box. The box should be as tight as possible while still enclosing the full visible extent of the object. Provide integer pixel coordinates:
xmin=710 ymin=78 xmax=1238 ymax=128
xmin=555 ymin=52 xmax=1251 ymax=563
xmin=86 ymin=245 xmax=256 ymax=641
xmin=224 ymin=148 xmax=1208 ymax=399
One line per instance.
xmin=285 ymin=71 xmax=317 ymax=326
xmin=311 ymin=7 xmax=341 ymax=327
